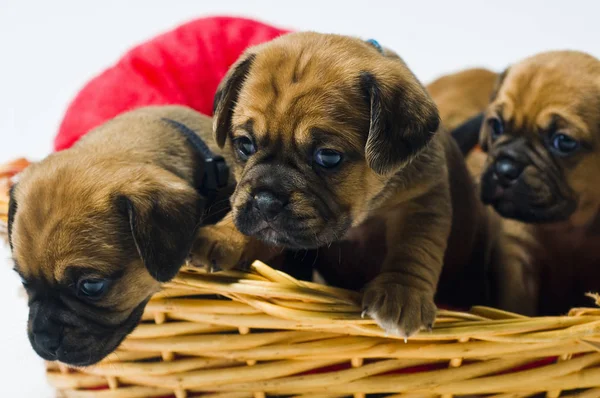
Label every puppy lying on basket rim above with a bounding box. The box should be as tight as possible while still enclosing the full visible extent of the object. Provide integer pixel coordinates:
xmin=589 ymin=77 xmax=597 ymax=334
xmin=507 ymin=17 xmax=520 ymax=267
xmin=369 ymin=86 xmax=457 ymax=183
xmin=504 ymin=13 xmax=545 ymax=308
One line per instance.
xmin=5 ymin=106 xmax=235 ymax=366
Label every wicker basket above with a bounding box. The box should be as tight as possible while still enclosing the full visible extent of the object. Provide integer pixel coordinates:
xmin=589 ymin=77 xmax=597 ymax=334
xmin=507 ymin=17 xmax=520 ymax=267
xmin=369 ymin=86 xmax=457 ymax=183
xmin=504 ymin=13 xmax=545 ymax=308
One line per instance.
xmin=2 ymin=159 xmax=600 ymax=398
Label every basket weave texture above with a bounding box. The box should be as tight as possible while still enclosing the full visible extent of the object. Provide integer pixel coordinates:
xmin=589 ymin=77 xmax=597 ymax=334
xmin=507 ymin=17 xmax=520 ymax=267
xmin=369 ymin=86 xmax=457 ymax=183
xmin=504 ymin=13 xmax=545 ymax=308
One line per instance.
xmin=2 ymin=159 xmax=600 ymax=398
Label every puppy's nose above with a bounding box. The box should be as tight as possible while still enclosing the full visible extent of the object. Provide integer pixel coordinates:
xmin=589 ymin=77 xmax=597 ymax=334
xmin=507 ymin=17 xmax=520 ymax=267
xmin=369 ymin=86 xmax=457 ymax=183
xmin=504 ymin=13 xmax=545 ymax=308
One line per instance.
xmin=494 ymin=157 xmax=523 ymax=183
xmin=252 ymin=190 xmax=287 ymax=221
xmin=33 ymin=331 xmax=61 ymax=356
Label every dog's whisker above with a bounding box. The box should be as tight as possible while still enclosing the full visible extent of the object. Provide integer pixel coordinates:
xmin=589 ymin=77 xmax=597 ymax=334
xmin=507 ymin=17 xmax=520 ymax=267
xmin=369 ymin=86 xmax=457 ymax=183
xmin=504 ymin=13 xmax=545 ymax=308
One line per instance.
xmin=301 ymin=249 xmax=309 ymax=262
xmin=311 ymin=247 xmax=320 ymax=269
xmin=202 ymin=206 xmax=231 ymax=219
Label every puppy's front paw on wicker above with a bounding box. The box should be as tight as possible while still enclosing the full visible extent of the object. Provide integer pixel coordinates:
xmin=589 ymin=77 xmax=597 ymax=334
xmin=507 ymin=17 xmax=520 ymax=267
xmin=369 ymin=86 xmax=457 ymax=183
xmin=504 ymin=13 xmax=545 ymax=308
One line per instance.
xmin=189 ymin=225 xmax=249 ymax=272
xmin=362 ymin=276 xmax=437 ymax=338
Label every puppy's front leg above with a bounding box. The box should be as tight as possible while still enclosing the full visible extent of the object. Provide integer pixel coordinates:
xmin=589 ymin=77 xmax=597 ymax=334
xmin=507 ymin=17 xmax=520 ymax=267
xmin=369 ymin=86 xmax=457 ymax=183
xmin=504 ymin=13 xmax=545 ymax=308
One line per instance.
xmin=362 ymin=185 xmax=452 ymax=337
xmin=493 ymin=219 xmax=539 ymax=315
xmin=190 ymin=212 xmax=278 ymax=272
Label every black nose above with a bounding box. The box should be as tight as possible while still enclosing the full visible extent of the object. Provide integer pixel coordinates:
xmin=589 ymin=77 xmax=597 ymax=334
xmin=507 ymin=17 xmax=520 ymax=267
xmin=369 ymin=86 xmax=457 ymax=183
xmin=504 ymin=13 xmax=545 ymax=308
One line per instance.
xmin=33 ymin=331 xmax=61 ymax=355
xmin=29 ymin=301 xmax=62 ymax=359
xmin=494 ymin=157 xmax=523 ymax=183
xmin=252 ymin=190 xmax=287 ymax=220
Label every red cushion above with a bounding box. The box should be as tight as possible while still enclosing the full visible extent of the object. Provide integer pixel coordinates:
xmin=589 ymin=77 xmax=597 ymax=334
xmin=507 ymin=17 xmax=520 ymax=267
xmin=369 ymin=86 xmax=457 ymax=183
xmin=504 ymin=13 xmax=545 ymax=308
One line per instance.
xmin=55 ymin=16 xmax=290 ymax=151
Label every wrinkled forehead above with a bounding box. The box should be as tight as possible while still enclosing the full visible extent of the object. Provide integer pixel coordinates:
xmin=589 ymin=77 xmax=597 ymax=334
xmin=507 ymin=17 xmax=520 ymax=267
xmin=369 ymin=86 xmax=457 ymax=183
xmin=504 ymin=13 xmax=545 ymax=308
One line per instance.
xmin=11 ymin=179 xmax=128 ymax=283
xmin=13 ymin=211 xmax=126 ymax=283
xmin=233 ymin=50 xmax=369 ymax=152
xmin=492 ymin=66 xmax=599 ymax=138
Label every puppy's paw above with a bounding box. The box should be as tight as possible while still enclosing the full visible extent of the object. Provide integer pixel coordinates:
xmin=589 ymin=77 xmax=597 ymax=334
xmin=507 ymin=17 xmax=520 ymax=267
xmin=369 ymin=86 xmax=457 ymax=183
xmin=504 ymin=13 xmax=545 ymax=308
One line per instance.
xmin=189 ymin=225 xmax=249 ymax=272
xmin=362 ymin=274 xmax=437 ymax=338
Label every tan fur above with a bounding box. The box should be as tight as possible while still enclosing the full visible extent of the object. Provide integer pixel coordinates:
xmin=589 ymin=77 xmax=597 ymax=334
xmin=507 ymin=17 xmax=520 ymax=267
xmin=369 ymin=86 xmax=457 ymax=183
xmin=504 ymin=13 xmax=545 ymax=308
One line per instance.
xmin=14 ymin=106 xmax=224 ymax=284
xmin=192 ymin=32 xmax=497 ymax=336
xmin=427 ymin=68 xmax=498 ymax=178
xmin=10 ymin=105 xmax=234 ymax=365
xmin=483 ymin=52 xmax=600 ymax=226
xmin=483 ymin=51 xmax=600 ymax=315
xmin=448 ymin=52 xmax=600 ymax=315
xmin=428 ymin=68 xmax=498 ymax=131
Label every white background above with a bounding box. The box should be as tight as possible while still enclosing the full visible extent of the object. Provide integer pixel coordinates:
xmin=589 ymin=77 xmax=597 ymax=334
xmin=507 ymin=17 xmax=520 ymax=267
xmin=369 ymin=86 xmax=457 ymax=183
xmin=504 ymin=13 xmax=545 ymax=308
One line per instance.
xmin=0 ymin=0 xmax=598 ymax=396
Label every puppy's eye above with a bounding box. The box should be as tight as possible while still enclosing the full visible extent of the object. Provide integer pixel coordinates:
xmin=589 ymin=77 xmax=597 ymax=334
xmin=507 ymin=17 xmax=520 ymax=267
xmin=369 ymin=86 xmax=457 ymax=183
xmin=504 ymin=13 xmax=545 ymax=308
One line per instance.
xmin=77 ymin=278 xmax=110 ymax=300
xmin=314 ymin=148 xmax=343 ymax=169
xmin=489 ymin=118 xmax=504 ymax=140
xmin=233 ymin=137 xmax=256 ymax=160
xmin=551 ymin=133 xmax=580 ymax=155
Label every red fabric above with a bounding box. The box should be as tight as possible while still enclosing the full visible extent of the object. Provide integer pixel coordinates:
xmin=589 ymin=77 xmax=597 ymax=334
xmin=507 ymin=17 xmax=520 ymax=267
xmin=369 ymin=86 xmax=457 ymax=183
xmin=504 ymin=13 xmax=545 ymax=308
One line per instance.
xmin=55 ymin=16 xmax=290 ymax=151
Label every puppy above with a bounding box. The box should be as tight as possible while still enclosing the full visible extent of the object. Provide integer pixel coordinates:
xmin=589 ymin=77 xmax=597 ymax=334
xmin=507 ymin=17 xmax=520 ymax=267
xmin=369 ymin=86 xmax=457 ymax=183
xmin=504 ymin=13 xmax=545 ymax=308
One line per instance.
xmin=454 ymin=51 xmax=600 ymax=315
xmin=192 ymin=32 xmax=498 ymax=336
xmin=479 ymin=51 xmax=600 ymax=315
xmin=427 ymin=67 xmax=498 ymax=131
xmin=426 ymin=68 xmax=498 ymax=156
xmin=8 ymin=105 xmax=233 ymax=366
xmin=426 ymin=67 xmax=533 ymax=313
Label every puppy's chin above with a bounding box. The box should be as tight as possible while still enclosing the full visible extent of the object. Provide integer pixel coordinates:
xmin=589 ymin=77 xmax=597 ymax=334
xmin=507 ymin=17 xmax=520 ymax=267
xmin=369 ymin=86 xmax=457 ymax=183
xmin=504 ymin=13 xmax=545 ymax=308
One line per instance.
xmin=232 ymin=204 xmax=351 ymax=249
xmin=28 ymin=299 xmax=148 ymax=367
xmin=480 ymin=167 xmax=576 ymax=223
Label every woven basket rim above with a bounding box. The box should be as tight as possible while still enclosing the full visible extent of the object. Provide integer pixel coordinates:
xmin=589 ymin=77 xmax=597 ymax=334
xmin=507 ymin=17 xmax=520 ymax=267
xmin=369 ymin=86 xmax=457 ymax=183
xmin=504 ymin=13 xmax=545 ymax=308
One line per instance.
xmin=3 ymin=157 xmax=600 ymax=397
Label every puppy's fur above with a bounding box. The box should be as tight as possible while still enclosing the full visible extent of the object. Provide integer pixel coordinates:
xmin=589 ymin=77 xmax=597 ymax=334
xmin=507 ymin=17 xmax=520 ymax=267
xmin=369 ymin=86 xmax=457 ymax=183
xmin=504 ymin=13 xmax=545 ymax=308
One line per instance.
xmin=436 ymin=53 xmax=600 ymax=315
xmin=8 ymin=105 xmax=233 ymax=366
xmin=193 ymin=32 xmax=498 ymax=336
xmin=477 ymin=51 xmax=600 ymax=315
xmin=427 ymin=68 xmax=498 ymax=156
xmin=426 ymin=67 xmax=535 ymax=314
xmin=427 ymin=67 xmax=497 ymax=131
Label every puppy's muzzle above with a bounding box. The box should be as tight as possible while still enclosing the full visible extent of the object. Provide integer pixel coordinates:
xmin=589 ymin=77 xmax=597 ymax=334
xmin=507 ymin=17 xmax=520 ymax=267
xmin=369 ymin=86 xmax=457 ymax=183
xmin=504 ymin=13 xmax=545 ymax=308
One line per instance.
xmin=252 ymin=190 xmax=288 ymax=221
xmin=493 ymin=157 xmax=524 ymax=186
xmin=29 ymin=302 xmax=62 ymax=361
xmin=481 ymin=141 xmax=576 ymax=223
xmin=233 ymin=163 xmax=348 ymax=248
xmin=481 ymin=141 xmax=529 ymax=205
xmin=27 ymin=295 xmax=147 ymax=366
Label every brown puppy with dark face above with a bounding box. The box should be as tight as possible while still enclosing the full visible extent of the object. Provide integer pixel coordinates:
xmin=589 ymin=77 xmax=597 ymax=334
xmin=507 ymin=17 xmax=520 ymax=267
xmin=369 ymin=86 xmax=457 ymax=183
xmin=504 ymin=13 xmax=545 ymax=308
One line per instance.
xmin=8 ymin=105 xmax=232 ymax=366
xmin=426 ymin=68 xmax=536 ymax=314
xmin=192 ymin=32 xmax=498 ymax=336
xmin=476 ymin=51 xmax=600 ymax=315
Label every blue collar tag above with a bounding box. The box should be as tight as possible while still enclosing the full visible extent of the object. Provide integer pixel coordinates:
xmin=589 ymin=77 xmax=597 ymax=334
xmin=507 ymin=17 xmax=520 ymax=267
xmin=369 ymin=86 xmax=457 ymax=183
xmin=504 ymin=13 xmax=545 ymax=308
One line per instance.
xmin=365 ymin=39 xmax=383 ymax=54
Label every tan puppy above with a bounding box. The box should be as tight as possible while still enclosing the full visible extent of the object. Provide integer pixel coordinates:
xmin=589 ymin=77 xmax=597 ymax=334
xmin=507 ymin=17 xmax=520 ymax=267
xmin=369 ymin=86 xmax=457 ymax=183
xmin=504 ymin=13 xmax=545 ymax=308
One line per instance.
xmin=8 ymin=105 xmax=233 ymax=366
xmin=477 ymin=51 xmax=600 ymax=315
xmin=436 ymin=53 xmax=600 ymax=315
xmin=426 ymin=68 xmax=535 ymax=314
xmin=192 ymin=32 xmax=498 ymax=336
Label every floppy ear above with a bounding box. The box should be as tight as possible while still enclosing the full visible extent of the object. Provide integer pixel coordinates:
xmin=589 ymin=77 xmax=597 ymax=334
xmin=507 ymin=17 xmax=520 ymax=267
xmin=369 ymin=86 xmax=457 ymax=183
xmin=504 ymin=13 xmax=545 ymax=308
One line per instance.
xmin=7 ymin=185 xmax=17 ymax=250
xmin=489 ymin=67 xmax=510 ymax=102
xmin=117 ymin=178 xmax=202 ymax=282
xmin=480 ymin=68 xmax=510 ymax=152
xmin=451 ymin=112 xmax=485 ymax=155
xmin=213 ymin=53 xmax=256 ymax=148
xmin=360 ymin=71 xmax=440 ymax=175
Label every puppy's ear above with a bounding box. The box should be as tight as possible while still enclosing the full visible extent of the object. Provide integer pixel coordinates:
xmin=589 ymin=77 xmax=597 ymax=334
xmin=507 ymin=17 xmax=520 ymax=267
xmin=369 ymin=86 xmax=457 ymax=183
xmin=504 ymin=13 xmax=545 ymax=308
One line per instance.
xmin=360 ymin=71 xmax=440 ymax=175
xmin=479 ymin=122 xmax=490 ymax=153
xmin=117 ymin=176 xmax=201 ymax=282
xmin=480 ymin=68 xmax=510 ymax=152
xmin=451 ymin=113 xmax=485 ymax=155
xmin=213 ymin=53 xmax=256 ymax=148
xmin=489 ymin=67 xmax=510 ymax=102
xmin=7 ymin=185 xmax=17 ymax=250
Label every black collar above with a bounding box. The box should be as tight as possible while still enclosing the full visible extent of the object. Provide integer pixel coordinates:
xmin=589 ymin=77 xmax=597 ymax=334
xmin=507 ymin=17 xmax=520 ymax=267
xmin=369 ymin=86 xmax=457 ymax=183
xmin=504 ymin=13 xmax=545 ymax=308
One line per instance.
xmin=162 ymin=118 xmax=229 ymax=207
